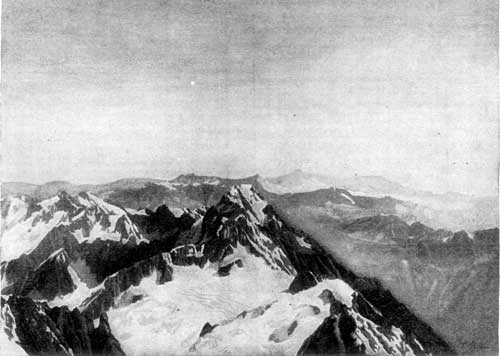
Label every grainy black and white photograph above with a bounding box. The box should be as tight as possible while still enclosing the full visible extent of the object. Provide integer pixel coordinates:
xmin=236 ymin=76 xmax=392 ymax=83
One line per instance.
xmin=1 ymin=1 xmax=498 ymax=356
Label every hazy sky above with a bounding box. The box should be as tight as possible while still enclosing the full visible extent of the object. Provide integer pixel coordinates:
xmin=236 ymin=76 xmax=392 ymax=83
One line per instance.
xmin=2 ymin=0 xmax=498 ymax=196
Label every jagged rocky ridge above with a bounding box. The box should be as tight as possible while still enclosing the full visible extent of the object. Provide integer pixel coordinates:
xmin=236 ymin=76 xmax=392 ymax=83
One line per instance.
xmin=2 ymin=295 xmax=125 ymax=356
xmin=2 ymin=185 xmax=454 ymax=355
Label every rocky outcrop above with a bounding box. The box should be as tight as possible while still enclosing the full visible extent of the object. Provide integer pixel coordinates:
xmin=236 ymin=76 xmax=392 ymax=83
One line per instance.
xmin=288 ymin=271 xmax=319 ymax=293
xmin=298 ymin=316 xmax=344 ymax=355
xmin=2 ymin=296 xmax=125 ymax=356
xmin=82 ymin=254 xmax=173 ymax=319
xmin=1 ymin=225 xmax=81 ymax=295
xmin=90 ymin=314 xmax=125 ymax=356
xmin=199 ymin=322 xmax=218 ymax=337
xmin=299 ymin=290 xmax=363 ymax=355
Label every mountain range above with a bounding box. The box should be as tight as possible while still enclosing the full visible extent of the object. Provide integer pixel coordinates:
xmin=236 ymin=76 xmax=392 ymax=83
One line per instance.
xmin=1 ymin=172 xmax=497 ymax=355
xmin=4 ymin=170 xmax=496 ymax=231
xmin=261 ymin=170 xmax=497 ymax=232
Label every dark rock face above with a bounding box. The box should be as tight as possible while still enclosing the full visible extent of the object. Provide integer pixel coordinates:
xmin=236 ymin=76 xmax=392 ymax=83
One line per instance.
xmin=3 ymin=296 xmax=72 ymax=356
xmin=21 ymin=249 xmax=76 ymax=300
xmin=47 ymin=306 xmax=93 ymax=355
xmin=90 ymin=314 xmax=125 ymax=356
xmin=289 ymin=271 xmax=319 ymax=293
xmin=297 ymin=317 xmax=343 ymax=355
xmin=2 ymin=296 xmax=125 ymax=356
xmin=82 ymin=253 xmax=173 ymax=319
xmin=2 ymin=225 xmax=81 ymax=296
xmin=199 ymin=322 xmax=218 ymax=337
xmin=338 ymin=311 xmax=358 ymax=352
xmin=133 ymin=205 xmax=178 ymax=238
xmin=314 ymin=290 xmax=363 ymax=354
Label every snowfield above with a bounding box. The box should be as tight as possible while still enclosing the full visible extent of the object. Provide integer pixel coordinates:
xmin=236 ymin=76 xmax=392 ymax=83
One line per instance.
xmin=2 ymin=208 xmax=68 ymax=262
xmin=107 ymin=261 xmax=370 ymax=356
xmin=107 ymin=248 xmax=294 ymax=356
xmin=1 ymin=192 xmax=148 ymax=262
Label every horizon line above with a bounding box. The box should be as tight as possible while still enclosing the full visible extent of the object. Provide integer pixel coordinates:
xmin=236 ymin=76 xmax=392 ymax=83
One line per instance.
xmin=2 ymin=171 xmax=495 ymax=199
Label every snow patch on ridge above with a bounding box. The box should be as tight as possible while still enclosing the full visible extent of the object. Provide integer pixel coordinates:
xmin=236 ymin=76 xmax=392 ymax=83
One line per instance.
xmin=296 ymin=236 xmax=312 ymax=249
xmin=341 ymin=193 xmax=356 ymax=205
xmin=125 ymin=207 xmax=147 ymax=216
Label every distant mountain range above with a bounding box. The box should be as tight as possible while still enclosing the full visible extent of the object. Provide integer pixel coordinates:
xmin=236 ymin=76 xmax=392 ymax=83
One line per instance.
xmin=261 ymin=170 xmax=498 ymax=232
xmin=4 ymin=170 xmax=497 ymax=231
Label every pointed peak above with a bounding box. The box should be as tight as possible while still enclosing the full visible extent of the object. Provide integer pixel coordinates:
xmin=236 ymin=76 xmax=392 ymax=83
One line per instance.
xmin=222 ymin=185 xmax=268 ymax=224
xmin=227 ymin=184 xmax=264 ymax=202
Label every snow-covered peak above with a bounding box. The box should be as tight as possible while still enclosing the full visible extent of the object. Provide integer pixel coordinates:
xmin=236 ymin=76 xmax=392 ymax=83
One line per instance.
xmin=203 ymin=185 xmax=297 ymax=275
xmin=224 ymin=185 xmax=268 ymax=224
xmin=1 ymin=192 xmax=148 ymax=262
xmin=67 ymin=192 xmax=148 ymax=245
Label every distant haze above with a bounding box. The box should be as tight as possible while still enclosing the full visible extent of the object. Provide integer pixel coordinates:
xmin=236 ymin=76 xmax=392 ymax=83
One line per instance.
xmin=2 ymin=0 xmax=498 ymax=196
